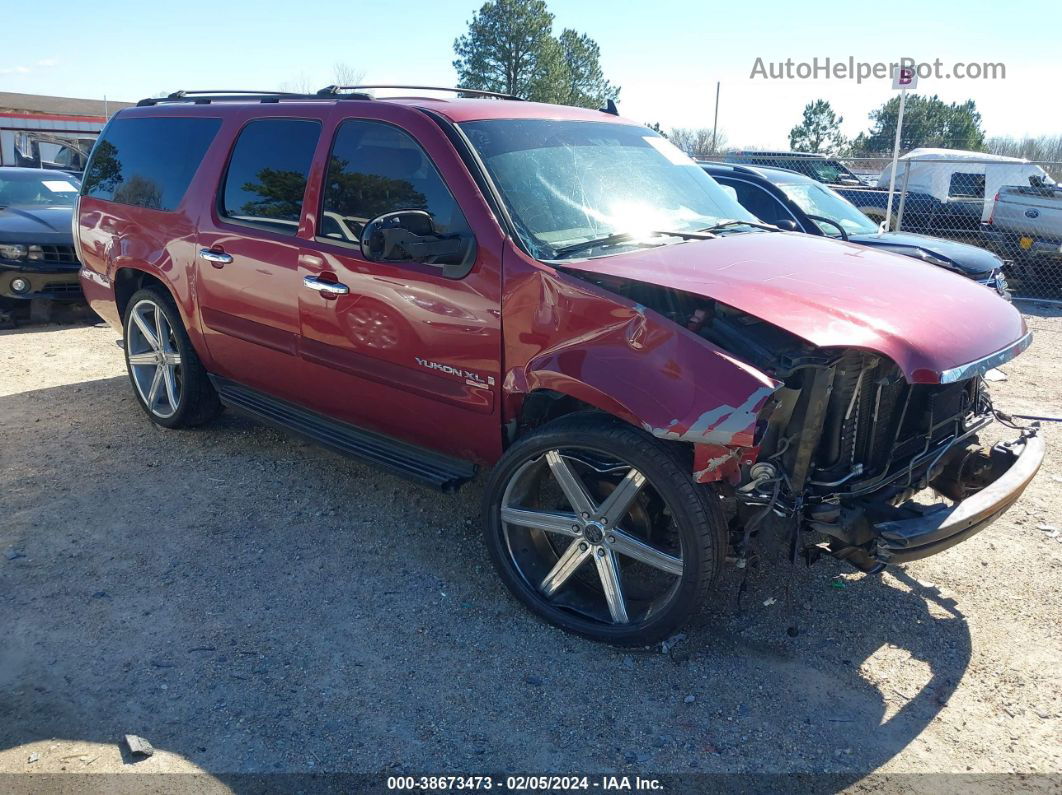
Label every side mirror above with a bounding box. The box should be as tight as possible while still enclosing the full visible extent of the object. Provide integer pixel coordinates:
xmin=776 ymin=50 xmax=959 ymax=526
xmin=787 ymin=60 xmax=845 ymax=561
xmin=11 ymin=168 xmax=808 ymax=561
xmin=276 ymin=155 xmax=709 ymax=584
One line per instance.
xmin=775 ymin=219 xmax=799 ymax=231
xmin=359 ymin=209 xmax=476 ymax=278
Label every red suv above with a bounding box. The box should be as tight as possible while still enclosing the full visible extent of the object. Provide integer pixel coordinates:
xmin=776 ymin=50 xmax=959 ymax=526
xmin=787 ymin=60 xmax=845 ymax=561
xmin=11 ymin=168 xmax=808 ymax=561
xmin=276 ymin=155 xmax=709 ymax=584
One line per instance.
xmin=76 ymin=87 xmax=1044 ymax=645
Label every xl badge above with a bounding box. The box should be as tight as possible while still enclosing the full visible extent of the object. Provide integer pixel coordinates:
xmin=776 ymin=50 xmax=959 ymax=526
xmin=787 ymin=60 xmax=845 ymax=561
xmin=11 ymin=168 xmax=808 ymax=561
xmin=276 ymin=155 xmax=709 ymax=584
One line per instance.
xmin=415 ymin=357 xmax=495 ymax=388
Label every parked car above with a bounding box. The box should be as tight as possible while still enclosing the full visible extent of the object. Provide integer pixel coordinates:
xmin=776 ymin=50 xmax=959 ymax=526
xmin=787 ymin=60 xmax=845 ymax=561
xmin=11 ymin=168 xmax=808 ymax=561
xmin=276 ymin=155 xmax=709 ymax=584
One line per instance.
xmin=704 ymin=163 xmax=1010 ymax=298
xmin=0 ymin=167 xmax=83 ymax=302
xmin=723 ymin=150 xmax=941 ymax=232
xmin=77 ymin=88 xmax=1043 ymax=646
xmin=724 ymin=150 xmax=868 ymax=185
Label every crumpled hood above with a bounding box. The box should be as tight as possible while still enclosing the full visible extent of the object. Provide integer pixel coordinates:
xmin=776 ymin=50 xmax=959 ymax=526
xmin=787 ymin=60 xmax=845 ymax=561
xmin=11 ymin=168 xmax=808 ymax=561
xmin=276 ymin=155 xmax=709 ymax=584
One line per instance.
xmin=0 ymin=205 xmax=74 ymax=245
xmin=847 ymin=230 xmax=1002 ymax=278
xmin=563 ymin=232 xmax=1027 ymax=382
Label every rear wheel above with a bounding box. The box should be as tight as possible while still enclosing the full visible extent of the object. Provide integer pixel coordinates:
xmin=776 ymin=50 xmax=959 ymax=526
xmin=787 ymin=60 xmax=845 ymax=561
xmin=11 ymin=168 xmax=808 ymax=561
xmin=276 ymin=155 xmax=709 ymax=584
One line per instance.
xmin=483 ymin=414 xmax=725 ymax=646
xmin=123 ymin=287 xmax=220 ymax=428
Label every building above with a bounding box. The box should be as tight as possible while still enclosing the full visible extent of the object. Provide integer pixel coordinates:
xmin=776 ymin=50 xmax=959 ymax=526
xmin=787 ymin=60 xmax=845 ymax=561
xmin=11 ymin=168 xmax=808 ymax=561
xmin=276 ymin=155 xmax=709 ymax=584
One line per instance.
xmin=0 ymin=92 xmax=134 ymax=171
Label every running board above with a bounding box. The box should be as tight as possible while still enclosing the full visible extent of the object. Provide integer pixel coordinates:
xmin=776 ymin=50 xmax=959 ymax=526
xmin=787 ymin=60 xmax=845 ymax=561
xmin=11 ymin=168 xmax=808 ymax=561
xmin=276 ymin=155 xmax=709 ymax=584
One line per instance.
xmin=211 ymin=376 xmax=477 ymax=492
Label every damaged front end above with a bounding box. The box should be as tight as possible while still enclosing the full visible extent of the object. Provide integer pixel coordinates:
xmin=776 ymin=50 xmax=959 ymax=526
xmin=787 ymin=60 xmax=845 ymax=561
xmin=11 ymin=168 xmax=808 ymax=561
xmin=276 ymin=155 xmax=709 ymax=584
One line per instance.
xmin=746 ymin=344 xmax=1043 ymax=572
xmin=568 ymin=271 xmax=1044 ymax=572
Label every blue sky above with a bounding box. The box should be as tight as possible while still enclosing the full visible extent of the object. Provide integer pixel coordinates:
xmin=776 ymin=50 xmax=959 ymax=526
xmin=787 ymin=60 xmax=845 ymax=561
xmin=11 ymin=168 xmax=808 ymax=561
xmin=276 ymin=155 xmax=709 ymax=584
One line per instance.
xmin=3 ymin=0 xmax=1060 ymax=148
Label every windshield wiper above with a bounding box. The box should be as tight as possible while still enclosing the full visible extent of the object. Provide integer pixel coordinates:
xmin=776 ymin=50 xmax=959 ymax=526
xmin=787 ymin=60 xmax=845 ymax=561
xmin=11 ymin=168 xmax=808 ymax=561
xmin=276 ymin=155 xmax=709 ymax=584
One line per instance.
xmin=697 ymin=219 xmax=780 ymax=234
xmin=551 ymin=229 xmax=716 ymax=259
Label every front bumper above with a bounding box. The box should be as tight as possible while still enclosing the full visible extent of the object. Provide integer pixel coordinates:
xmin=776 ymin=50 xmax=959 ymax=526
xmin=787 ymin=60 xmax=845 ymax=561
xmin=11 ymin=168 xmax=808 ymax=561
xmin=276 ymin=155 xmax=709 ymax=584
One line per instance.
xmin=873 ymin=429 xmax=1045 ymax=563
xmin=982 ymin=229 xmax=1062 ymax=260
xmin=0 ymin=264 xmax=83 ymax=301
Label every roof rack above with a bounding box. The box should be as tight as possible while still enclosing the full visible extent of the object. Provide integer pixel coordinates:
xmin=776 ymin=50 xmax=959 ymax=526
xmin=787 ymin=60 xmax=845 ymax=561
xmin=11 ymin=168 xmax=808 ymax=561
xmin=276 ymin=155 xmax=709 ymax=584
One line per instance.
xmin=136 ymin=89 xmax=373 ymax=107
xmin=317 ymin=84 xmax=524 ymax=101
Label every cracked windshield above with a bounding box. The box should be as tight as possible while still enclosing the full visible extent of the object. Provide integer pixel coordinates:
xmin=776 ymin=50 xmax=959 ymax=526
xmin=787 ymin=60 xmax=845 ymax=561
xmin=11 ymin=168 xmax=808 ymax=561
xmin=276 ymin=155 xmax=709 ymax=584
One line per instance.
xmin=460 ymin=119 xmax=760 ymax=259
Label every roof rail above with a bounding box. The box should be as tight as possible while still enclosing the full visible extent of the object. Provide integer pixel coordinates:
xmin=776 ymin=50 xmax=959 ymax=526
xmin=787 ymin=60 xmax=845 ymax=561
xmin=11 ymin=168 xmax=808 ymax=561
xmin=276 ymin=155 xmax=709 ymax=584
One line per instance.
xmin=318 ymin=84 xmax=524 ymax=101
xmin=136 ymin=89 xmax=373 ymax=107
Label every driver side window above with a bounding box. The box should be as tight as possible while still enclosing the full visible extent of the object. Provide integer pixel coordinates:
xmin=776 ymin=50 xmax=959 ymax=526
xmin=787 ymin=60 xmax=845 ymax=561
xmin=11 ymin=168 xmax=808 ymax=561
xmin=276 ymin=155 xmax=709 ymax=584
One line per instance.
xmin=318 ymin=120 xmax=471 ymax=245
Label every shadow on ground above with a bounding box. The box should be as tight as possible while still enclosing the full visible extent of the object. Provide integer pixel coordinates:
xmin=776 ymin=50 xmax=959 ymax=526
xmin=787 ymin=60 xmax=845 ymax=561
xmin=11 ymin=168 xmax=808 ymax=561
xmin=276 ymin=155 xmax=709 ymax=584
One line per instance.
xmin=0 ymin=374 xmax=971 ymax=785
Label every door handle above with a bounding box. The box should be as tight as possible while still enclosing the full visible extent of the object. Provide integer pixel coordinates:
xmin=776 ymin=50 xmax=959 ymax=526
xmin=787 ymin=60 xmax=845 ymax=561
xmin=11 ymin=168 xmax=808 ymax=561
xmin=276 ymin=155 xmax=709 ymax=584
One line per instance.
xmin=199 ymin=248 xmax=233 ymax=265
xmin=303 ymin=275 xmax=350 ymax=295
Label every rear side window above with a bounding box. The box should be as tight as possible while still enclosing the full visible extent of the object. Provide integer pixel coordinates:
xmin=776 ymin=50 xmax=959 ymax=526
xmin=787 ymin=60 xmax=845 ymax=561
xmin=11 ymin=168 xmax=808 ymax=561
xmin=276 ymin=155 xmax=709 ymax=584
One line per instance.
xmin=82 ymin=117 xmax=221 ymax=211
xmin=220 ymin=119 xmax=321 ymax=235
xmin=319 ymin=120 xmax=471 ymax=243
xmin=949 ymin=172 xmax=985 ymax=199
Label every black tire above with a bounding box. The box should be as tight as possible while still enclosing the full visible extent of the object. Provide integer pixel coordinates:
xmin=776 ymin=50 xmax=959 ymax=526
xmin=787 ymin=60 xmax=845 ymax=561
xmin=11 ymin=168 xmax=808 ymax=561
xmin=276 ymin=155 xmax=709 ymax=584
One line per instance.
xmin=482 ymin=413 xmax=726 ymax=646
xmin=122 ymin=287 xmax=220 ymax=428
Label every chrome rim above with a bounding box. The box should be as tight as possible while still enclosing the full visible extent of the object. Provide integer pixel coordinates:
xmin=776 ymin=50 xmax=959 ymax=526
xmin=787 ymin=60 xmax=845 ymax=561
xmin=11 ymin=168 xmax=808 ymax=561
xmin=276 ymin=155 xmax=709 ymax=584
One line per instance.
xmin=501 ymin=449 xmax=684 ymax=626
xmin=127 ymin=299 xmax=182 ymax=419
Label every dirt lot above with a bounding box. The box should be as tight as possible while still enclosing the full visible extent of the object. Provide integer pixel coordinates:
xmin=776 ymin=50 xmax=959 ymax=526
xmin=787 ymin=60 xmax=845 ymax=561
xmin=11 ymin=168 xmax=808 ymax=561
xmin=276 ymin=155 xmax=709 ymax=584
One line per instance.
xmin=1 ymin=303 xmax=1060 ymax=788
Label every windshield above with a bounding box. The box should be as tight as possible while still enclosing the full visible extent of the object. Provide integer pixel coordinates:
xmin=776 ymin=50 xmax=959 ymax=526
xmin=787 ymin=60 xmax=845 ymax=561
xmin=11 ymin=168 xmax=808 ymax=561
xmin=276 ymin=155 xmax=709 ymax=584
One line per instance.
xmin=0 ymin=171 xmax=80 ymax=209
xmin=459 ymin=120 xmax=759 ymax=259
xmin=778 ymin=182 xmax=879 ymax=236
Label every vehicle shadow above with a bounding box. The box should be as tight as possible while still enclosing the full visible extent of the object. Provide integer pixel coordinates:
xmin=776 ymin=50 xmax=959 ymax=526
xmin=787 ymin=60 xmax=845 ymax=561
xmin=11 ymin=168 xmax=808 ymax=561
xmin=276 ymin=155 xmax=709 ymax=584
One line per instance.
xmin=1014 ymin=297 xmax=1062 ymax=320
xmin=0 ymin=375 xmax=971 ymax=785
xmin=0 ymin=301 xmax=97 ymax=333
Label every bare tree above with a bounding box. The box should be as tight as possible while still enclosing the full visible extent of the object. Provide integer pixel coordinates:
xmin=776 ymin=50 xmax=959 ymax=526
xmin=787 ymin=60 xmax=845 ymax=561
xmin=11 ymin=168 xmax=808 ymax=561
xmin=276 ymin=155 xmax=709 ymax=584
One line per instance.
xmin=279 ymin=71 xmax=316 ymax=94
xmin=984 ymin=134 xmax=1062 ymax=163
xmin=333 ymin=62 xmax=365 ymax=88
xmin=668 ymin=127 xmax=727 ymax=159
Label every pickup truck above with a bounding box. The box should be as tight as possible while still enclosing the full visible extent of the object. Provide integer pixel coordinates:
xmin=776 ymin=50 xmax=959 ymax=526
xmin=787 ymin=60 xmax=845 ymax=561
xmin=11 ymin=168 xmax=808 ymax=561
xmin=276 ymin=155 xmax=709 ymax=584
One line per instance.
xmin=983 ymin=183 xmax=1062 ymax=262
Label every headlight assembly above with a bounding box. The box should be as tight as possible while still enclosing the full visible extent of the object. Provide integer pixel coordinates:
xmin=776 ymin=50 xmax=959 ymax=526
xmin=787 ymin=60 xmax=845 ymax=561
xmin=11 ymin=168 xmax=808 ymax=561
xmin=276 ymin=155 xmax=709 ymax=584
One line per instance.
xmin=0 ymin=243 xmax=28 ymax=260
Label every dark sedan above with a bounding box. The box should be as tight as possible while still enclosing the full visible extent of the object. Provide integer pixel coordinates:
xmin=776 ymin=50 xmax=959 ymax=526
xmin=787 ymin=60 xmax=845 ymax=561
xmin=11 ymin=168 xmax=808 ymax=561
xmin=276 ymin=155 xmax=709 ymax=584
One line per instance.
xmin=703 ymin=163 xmax=1010 ymax=298
xmin=0 ymin=168 xmax=83 ymax=301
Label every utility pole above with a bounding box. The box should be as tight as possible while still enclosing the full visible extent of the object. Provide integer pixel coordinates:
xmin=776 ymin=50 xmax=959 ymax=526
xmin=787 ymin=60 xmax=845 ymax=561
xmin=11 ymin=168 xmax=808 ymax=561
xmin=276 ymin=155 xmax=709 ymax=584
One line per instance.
xmin=711 ymin=82 xmax=720 ymax=154
xmin=883 ymin=62 xmax=917 ymax=233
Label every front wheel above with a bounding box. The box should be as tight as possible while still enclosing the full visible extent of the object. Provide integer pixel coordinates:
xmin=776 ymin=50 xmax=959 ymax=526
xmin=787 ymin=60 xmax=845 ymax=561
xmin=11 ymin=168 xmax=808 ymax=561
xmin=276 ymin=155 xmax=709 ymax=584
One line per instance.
xmin=482 ymin=414 xmax=726 ymax=646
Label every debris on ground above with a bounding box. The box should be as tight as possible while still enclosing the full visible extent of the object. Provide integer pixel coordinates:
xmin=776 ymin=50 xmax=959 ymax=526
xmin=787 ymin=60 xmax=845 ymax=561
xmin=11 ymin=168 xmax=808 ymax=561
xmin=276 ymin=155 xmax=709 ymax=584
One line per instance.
xmin=763 ymin=597 xmax=777 ymax=607
xmin=27 ymin=753 xmax=39 ymax=764
xmin=830 ymin=577 xmax=847 ymax=590
xmin=985 ymin=368 xmax=1008 ymax=382
xmin=660 ymin=632 xmax=687 ymax=655
xmin=684 ymin=694 xmax=696 ymax=704
xmin=5 ymin=548 xmax=26 ymax=561
xmin=124 ymin=735 xmax=154 ymax=757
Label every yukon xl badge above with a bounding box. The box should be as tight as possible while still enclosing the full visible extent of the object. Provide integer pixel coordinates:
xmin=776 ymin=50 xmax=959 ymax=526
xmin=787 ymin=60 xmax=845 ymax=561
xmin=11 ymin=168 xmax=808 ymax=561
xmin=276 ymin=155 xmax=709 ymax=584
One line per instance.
xmin=415 ymin=357 xmax=495 ymax=388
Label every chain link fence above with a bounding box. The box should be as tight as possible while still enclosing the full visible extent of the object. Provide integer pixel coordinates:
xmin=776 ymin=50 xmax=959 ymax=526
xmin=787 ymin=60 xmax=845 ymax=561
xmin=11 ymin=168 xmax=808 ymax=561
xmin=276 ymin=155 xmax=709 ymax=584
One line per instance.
xmin=701 ymin=152 xmax=1062 ymax=300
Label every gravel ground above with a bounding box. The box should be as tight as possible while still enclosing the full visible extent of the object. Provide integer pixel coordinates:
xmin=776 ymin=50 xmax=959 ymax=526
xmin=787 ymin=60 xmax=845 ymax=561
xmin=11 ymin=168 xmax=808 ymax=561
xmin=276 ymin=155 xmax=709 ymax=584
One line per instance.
xmin=1 ymin=303 xmax=1060 ymax=787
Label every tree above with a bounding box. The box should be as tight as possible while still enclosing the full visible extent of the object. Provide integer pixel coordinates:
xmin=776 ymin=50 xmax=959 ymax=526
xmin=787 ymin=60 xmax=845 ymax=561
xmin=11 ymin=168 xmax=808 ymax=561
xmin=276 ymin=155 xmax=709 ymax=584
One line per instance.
xmin=667 ymin=127 xmax=726 ymax=158
xmin=453 ymin=0 xmax=619 ymax=107
xmin=851 ymin=94 xmax=985 ymax=155
xmin=333 ymin=62 xmax=365 ymax=88
xmin=555 ymin=29 xmax=618 ymax=108
xmin=789 ymin=99 xmax=846 ymax=154
xmin=280 ymin=71 xmax=316 ymax=95
xmin=645 ymin=122 xmax=667 ymax=138
xmin=453 ymin=0 xmax=562 ymax=102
